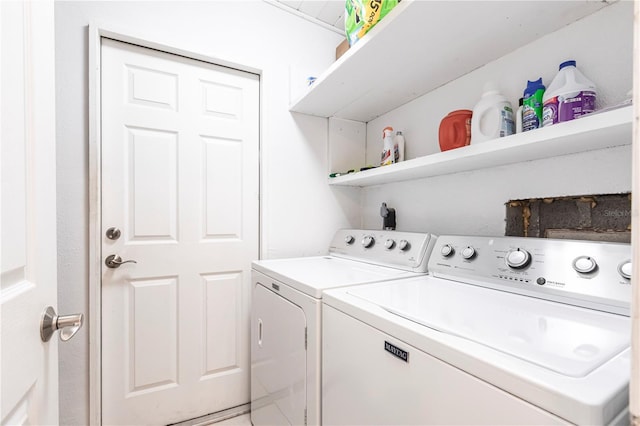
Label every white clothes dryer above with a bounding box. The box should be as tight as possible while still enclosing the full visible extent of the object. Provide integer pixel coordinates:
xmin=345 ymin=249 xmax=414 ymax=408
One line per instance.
xmin=322 ymin=235 xmax=632 ymax=425
xmin=250 ymin=229 xmax=436 ymax=426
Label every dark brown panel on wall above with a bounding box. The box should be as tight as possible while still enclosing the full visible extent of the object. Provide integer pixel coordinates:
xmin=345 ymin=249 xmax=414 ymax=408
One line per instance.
xmin=505 ymin=194 xmax=631 ymax=242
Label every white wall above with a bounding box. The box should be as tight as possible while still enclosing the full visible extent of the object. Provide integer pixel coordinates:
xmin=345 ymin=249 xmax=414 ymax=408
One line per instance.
xmin=361 ymin=1 xmax=633 ymax=234
xmin=54 ymin=2 xmax=357 ymax=424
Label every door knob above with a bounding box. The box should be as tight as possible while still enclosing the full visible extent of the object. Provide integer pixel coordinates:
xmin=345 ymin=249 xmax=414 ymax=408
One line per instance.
xmin=105 ymin=254 xmax=137 ymax=269
xmin=40 ymin=306 xmax=83 ymax=342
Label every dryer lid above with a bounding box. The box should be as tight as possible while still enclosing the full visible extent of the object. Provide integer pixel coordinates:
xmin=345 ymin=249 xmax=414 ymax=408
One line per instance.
xmin=253 ymin=256 xmax=421 ymax=298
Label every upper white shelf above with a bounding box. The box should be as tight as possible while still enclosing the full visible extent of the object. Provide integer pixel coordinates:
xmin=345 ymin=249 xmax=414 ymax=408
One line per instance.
xmin=290 ymin=0 xmax=609 ymax=123
xmin=328 ymin=106 xmax=633 ymax=187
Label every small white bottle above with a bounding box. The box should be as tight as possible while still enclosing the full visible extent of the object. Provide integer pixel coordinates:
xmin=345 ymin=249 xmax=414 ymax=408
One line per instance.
xmin=380 ymin=126 xmax=395 ymax=166
xmin=394 ymin=131 xmax=405 ymax=162
xmin=471 ymin=83 xmax=515 ymax=144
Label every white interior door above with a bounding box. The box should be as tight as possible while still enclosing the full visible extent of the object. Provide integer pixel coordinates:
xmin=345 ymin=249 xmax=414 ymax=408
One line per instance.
xmin=1 ymin=1 xmax=59 ymax=424
xmin=100 ymin=38 xmax=260 ymax=425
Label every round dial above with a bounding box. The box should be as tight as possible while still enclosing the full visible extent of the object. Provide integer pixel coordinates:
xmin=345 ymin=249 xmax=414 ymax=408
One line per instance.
xmin=572 ymin=256 xmax=597 ymax=274
xmin=440 ymin=244 xmax=454 ymax=257
xmin=362 ymin=235 xmax=375 ymax=248
xmin=384 ymin=239 xmax=396 ymax=250
xmin=344 ymin=235 xmax=355 ymax=245
xmin=618 ymin=260 xmax=632 ymax=279
xmin=505 ymin=248 xmax=531 ymax=269
xmin=398 ymin=240 xmax=410 ymax=251
xmin=461 ymin=246 xmax=476 ymax=260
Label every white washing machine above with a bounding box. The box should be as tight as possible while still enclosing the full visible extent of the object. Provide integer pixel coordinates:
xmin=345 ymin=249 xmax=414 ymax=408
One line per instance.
xmin=250 ymin=229 xmax=436 ymax=426
xmin=322 ymin=235 xmax=632 ymax=425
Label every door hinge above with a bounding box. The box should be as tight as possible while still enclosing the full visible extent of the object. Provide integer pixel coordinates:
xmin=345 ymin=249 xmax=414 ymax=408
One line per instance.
xmin=304 ymin=408 xmax=307 ymax=425
xmin=304 ymin=327 xmax=307 ymax=350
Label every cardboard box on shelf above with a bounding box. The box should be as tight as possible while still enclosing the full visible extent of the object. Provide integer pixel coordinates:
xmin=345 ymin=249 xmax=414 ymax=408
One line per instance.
xmin=336 ymin=38 xmax=349 ymax=60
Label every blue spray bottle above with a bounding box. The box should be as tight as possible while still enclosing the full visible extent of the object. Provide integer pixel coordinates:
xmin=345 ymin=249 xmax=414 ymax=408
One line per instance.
xmin=522 ymin=78 xmax=545 ymax=132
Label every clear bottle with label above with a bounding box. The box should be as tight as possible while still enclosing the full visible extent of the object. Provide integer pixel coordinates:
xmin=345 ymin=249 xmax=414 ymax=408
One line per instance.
xmin=542 ymin=60 xmax=596 ymax=127
xmin=471 ymin=83 xmax=515 ymax=144
xmin=393 ymin=131 xmax=405 ymax=162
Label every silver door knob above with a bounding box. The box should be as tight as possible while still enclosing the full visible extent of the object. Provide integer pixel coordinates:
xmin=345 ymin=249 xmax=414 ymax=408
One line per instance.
xmin=40 ymin=306 xmax=83 ymax=342
xmin=105 ymin=254 xmax=137 ymax=268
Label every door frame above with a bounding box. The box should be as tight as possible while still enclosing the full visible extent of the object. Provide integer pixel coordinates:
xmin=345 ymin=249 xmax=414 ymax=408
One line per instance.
xmin=88 ymin=24 xmax=263 ymax=425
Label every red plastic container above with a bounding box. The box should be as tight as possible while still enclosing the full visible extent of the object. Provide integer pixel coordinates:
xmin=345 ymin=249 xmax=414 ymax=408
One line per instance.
xmin=439 ymin=109 xmax=472 ymax=152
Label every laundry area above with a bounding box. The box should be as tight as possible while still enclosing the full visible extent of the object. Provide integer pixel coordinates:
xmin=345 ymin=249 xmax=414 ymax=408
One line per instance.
xmin=1 ymin=0 xmax=639 ymax=425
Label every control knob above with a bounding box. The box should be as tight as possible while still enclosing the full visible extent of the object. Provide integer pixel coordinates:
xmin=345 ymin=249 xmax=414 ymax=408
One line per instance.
xmin=384 ymin=239 xmax=396 ymax=250
xmin=398 ymin=240 xmax=410 ymax=251
xmin=505 ymin=248 xmax=531 ymax=269
xmin=461 ymin=246 xmax=476 ymax=260
xmin=344 ymin=235 xmax=355 ymax=245
xmin=572 ymin=256 xmax=597 ymax=274
xmin=618 ymin=260 xmax=632 ymax=280
xmin=440 ymin=244 xmax=454 ymax=257
xmin=362 ymin=235 xmax=375 ymax=248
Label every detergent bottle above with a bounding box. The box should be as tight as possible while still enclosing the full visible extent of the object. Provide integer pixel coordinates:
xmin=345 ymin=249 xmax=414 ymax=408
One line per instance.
xmin=471 ymin=83 xmax=515 ymax=144
xmin=542 ymin=60 xmax=596 ymax=127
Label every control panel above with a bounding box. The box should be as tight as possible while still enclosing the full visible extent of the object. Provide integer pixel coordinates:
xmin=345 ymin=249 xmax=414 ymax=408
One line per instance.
xmin=428 ymin=235 xmax=632 ymax=315
xmin=329 ymin=229 xmax=437 ymax=273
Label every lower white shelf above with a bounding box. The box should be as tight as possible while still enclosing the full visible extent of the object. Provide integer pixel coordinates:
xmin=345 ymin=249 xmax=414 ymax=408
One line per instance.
xmin=328 ymin=106 xmax=633 ymax=187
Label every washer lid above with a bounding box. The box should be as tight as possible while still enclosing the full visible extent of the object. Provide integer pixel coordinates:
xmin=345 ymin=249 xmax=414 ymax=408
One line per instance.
xmin=253 ymin=256 xmax=421 ymax=298
xmin=347 ymin=277 xmax=630 ymax=378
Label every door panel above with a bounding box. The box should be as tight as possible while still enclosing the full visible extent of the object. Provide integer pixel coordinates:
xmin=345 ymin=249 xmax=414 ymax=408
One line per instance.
xmin=203 ymin=137 xmax=243 ymax=238
xmin=1 ymin=1 xmax=58 ymax=424
xmin=127 ymin=127 xmax=178 ymax=241
xmin=202 ymin=272 xmax=242 ymax=375
xmin=126 ymin=64 xmax=178 ymax=109
xmin=127 ymin=277 xmax=178 ymax=393
xmin=251 ymin=283 xmax=307 ymax=426
xmin=101 ymin=38 xmax=259 ymax=425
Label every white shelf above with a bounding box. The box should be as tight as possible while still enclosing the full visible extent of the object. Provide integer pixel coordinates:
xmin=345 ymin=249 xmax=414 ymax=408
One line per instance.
xmin=328 ymin=106 xmax=633 ymax=187
xmin=290 ymin=0 xmax=609 ymax=123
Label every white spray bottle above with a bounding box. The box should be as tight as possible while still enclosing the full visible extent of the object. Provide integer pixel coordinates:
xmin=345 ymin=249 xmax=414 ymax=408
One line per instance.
xmin=380 ymin=126 xmax=395 ymax=166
